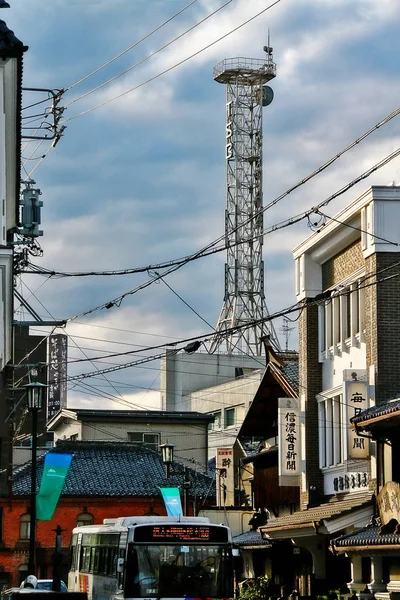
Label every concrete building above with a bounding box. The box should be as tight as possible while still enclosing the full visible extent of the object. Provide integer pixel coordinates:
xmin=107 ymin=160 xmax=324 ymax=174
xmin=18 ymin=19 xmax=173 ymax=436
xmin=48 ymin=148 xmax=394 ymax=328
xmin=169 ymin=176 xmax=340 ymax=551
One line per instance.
xmin=160 ymin=349 xmax=265 ymax=459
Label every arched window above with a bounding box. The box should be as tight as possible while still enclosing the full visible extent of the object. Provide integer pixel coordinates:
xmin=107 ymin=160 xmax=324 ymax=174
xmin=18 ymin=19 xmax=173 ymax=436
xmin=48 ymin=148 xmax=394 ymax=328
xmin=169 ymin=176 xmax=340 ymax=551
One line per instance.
xmin=20 ymin=514 xmax=30 ymax=540
xmin=76 ymin=512 xmax=93 ymax=527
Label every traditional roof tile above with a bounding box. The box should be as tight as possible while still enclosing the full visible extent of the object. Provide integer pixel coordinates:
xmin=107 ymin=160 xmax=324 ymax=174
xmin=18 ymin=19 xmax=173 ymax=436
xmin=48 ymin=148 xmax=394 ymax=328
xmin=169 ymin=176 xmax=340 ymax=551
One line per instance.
xmin=351 ymin=398 xmax=400 ymax=425
xmin=11 ymin=440 xmax=215 ymax=502
xmin=260 ymin=492 xmax=374 ymax=532
xmin=233 ymin=529 xmax=270 ymax=547
xmin=0 ymin=20 xmax=27 ymax=57
xmin=332 ymin=525 xmax=400 ymax=550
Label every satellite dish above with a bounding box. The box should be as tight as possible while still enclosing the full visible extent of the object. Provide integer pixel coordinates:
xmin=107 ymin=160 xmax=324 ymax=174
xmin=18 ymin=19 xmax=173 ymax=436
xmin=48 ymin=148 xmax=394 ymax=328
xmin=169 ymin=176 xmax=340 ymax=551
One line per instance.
xmin=262 ymin=85 xmax=274 ymax=106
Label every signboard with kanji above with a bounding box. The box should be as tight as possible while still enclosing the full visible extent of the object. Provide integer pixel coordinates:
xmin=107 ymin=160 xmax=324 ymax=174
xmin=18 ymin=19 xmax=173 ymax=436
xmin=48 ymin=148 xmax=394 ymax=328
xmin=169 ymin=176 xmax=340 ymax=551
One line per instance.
xmin=47 ymin=334 xmax=68 ymax=421
xmin=216 ymin=447 xmax=234 ymax=506
xmin=377 ymin=481 xmax=400 ymax=526
xmin=278 ymin=397 xmax=301 ymax=486
xmin=345 ymin=378 xmax=369 ymax=459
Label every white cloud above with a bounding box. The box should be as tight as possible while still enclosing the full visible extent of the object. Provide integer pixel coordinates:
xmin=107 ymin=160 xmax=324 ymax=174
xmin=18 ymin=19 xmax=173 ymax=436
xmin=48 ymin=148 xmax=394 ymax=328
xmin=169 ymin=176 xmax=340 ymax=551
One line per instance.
xmin=9 ymin=0 xmax=400 ymax=407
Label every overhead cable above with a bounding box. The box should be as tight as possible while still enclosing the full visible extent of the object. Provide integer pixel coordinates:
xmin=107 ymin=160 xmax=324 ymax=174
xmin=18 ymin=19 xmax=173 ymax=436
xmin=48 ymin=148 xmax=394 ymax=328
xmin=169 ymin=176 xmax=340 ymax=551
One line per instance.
xmin=64 ymin=0 xmax=200 ymax=93
xmin=62 ymin=0 xmax=282 ymax=122
xmin=64 ymin=0 xmax=232 ymax=108
xmin=23 ymin=105 xmax=400 ymax=279
xmin=63 ymin=145 xmax=400 ymax=322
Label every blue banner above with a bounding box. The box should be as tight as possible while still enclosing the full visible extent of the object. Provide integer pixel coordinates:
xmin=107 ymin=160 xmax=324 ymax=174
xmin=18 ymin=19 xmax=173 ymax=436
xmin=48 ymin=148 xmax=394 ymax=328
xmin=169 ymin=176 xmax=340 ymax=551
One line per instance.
xmin=37 ymin=453 xmax=73 ymax=520
xmin=160 ymin=487 xmax=183 ymax=516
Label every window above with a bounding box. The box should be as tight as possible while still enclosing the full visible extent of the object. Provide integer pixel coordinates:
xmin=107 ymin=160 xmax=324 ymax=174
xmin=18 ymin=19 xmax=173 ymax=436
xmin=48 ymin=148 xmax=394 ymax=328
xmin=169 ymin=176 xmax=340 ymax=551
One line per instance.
xmin=318 ymin=395 xmax=343 ymax=468
xmin=128 ymin=432 xmax=160 ymax=451
xmin=77 ymin=512 xmax=94 ymax=527
xmin=224 ymin=408 xmax=235 ymax=428
xmin=208 ymin=411 xmax=221 ymax=431
xmin=18 ymin=565 xmax=28 ymax=586
xmin=319 ymin=278 xmax=365 ymax=357
xmin=20 ymin=513 xmax=30 ymax=540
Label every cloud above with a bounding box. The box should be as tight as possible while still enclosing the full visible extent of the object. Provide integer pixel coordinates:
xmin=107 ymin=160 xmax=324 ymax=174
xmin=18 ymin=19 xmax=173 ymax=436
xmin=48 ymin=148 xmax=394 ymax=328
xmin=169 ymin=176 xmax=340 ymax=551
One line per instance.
xmin=8 ymin=0 xmax=400 ymax=409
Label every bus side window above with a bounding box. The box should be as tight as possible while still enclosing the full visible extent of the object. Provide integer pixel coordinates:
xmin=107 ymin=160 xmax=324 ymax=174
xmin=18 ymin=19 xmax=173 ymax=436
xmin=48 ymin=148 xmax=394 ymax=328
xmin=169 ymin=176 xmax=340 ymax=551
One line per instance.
xmin=98 ymin=547 xmax=107 ymax=575
xmin=110 ymin=548 xmax=118 ymax=577
xmin=92 ymin=547 xmax=101 ymax=574
xmin=81 ymin=546 xmax=91 ymax=573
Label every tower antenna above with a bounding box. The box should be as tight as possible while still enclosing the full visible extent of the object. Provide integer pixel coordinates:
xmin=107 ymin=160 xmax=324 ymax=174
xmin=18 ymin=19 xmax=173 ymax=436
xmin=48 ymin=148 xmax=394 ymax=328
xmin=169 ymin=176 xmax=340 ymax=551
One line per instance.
xmin=210 ymin=41 xmax=280 ymax=355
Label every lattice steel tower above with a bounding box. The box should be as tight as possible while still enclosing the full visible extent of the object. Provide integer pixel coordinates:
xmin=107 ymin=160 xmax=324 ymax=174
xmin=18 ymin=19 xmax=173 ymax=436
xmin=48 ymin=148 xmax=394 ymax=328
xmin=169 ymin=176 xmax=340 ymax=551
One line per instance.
xmin=210 ymin=46 xmax=280 ymax=355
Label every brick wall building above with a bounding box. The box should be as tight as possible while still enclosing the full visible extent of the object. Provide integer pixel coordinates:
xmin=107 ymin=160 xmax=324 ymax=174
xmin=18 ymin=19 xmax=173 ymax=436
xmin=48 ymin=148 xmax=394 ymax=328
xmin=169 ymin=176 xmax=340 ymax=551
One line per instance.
xmin=0 ymin=440 xmax=216 ymax=588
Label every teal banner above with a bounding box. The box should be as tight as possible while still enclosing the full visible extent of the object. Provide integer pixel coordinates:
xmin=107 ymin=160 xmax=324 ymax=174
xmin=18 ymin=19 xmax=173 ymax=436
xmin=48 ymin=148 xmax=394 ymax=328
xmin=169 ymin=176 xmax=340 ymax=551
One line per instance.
xmin=160 ymin=487 xmax=182 ymax=516
xmin=36 ymin=453 xmax=72 ymax=521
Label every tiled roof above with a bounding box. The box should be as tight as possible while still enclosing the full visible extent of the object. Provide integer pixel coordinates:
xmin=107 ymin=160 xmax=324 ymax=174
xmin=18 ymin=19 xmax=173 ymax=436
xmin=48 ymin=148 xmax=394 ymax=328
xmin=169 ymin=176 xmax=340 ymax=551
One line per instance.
xmin=351 ymin=398 xmax=400 ymax=425
xmin=71 ymin=409 xmax=213 ymax=421
xmin=332 ymin=525 xmax=400 ymax=549
xmin=281 ymin=361 xmax=299 ymax=392
xmin=261 ymin=492 xmax=374 ymax=532
xmin=0 ymin=20 xmax=27 ymax=57
xmin=233 ymin=530 xmax=270 ymax=547
xmin=11 ymin=441 xmax=215 ymax=501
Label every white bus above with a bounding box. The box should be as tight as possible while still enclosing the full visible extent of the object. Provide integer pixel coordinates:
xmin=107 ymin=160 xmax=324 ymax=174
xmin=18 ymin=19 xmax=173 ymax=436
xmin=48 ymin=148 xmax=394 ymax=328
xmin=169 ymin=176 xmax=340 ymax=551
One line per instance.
xmin=68 ymin=516 xmax=234 ymax=600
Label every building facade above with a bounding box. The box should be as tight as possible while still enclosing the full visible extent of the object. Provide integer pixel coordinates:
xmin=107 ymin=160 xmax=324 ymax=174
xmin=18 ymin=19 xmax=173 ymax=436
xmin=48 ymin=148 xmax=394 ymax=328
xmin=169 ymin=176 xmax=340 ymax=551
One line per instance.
xmin=258 ymin=186 xmax=400 ymax=598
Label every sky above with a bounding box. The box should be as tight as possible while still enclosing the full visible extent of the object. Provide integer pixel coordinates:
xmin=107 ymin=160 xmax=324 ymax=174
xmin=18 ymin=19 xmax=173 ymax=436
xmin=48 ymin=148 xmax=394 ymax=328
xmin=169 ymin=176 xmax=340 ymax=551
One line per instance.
xmin=6 ymin=0 xmax=400 ymax=411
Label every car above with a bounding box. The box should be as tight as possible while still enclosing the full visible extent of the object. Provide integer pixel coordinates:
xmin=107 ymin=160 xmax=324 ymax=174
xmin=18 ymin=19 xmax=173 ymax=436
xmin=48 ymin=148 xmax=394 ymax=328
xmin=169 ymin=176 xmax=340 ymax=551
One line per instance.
xmin=35 ymin=581 xmax=67 ymax=593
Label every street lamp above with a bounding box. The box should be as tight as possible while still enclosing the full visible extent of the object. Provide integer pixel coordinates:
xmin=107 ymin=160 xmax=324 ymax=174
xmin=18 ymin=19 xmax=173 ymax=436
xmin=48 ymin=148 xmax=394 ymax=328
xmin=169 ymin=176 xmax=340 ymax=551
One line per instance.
xmin=25 ymin=380 xmax=46 ymax=576
xmin=160 ymin=442 xmax=174 ymax=479
xmin=160 ymin=443 xmax=192 ymax=515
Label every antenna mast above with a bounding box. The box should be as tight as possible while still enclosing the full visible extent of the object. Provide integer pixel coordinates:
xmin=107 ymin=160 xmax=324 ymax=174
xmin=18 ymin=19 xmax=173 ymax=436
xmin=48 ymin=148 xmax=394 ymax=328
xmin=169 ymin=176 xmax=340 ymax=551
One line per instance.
xmin=210 ymin=43 xmax=280 ymax=355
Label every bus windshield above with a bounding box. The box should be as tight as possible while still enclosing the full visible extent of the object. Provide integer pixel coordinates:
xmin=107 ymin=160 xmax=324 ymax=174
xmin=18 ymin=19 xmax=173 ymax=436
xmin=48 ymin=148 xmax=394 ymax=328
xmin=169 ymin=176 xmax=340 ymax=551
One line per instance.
xmin=126 ymin=543 xmax=233 ymax=599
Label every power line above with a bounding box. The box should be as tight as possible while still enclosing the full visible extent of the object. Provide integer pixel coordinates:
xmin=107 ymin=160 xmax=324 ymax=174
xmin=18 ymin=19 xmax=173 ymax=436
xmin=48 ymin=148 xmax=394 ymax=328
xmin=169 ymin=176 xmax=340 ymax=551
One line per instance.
xmin=40 ymin=267 xmax=400 ymax=386
xmin=23 ymin=105 xmax=400 ymax=280
xmin=64 ymin=0 xmax=200 ymax=93
xmin=62 ymin=0 xmax=282 ymax=122
xmin=62 ymin=146 xmax=400 ymax=323
xmin=64 ymin=0 xmax=232 ymax=108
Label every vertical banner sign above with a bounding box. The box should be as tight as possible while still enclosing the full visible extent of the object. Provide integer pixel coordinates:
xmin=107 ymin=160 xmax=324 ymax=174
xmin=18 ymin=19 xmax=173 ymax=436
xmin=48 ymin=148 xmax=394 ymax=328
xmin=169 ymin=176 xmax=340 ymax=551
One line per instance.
xmin=216 ymin=448 xmax=234 ymax=506
xmin=345 ymin=376 xmax=369 ymax=459
xmin=36 ymin=453 xmax=72 ymax=520
xmin=278 ymin=398 xmax=301 ymax=486
xmin=160 ymin=487 xmax=183 ymax=517
xmin=47 ymin=334 xmax=68 ymax=420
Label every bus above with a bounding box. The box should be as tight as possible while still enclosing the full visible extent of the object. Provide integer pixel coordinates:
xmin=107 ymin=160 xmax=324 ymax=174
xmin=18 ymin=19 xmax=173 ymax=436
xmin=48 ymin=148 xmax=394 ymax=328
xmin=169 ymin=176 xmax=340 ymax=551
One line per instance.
xmin=68 ymin=516 xmax=235 ymax=600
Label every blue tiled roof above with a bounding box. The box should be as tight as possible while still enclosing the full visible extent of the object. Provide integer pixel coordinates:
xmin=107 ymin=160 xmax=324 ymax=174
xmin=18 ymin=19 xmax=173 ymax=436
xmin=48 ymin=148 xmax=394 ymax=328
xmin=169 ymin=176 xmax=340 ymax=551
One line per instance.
xmin=11 ymin=441 xmax=215 ymax=501
xmin=351 ymin=398 xmax=400 ymax=425
xmin=333 ymin=525 xmax=400 ymax=549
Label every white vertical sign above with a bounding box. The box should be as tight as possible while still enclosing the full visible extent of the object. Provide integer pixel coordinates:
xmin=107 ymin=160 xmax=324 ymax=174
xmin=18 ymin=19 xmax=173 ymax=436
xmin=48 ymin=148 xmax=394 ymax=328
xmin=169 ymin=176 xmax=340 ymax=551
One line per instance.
xmin=345 ymin=379 xmax=369 ymax=459
xmin=216 ymin=448 xmax=234 ymax=506
xmin=278 ymin=397 xmax=301 ymax=486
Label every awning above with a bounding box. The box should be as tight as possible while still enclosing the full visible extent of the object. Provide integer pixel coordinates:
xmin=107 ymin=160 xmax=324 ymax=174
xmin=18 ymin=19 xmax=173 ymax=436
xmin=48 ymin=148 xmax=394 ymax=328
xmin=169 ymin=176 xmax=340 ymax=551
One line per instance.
xmin=260 ymin=492 xmax=374 ymax=539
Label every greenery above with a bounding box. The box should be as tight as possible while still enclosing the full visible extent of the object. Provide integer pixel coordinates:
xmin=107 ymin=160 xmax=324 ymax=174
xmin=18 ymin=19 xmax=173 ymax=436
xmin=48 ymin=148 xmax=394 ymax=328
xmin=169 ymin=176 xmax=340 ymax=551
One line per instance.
xmin=239 ymin=576 xmax=270 ymax=600
xmin=317 ymin=589 xmax=341 ymax=600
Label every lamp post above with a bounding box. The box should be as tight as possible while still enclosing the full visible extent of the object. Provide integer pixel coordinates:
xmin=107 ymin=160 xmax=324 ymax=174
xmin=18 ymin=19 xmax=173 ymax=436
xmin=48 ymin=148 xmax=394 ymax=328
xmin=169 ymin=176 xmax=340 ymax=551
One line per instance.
xmin=160 ymin=442 xmax=174 ymax=479
xmin=160 ymin=443 xmax=192 ymax=515
xmin=26 ymin=380 xmax=46 ymax=576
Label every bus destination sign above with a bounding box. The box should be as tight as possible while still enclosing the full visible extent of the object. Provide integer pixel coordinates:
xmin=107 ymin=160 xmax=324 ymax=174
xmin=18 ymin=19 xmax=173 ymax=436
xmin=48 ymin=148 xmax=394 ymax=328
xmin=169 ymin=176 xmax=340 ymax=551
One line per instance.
xmin=134 ymin=525 xmax=229 ymax=543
